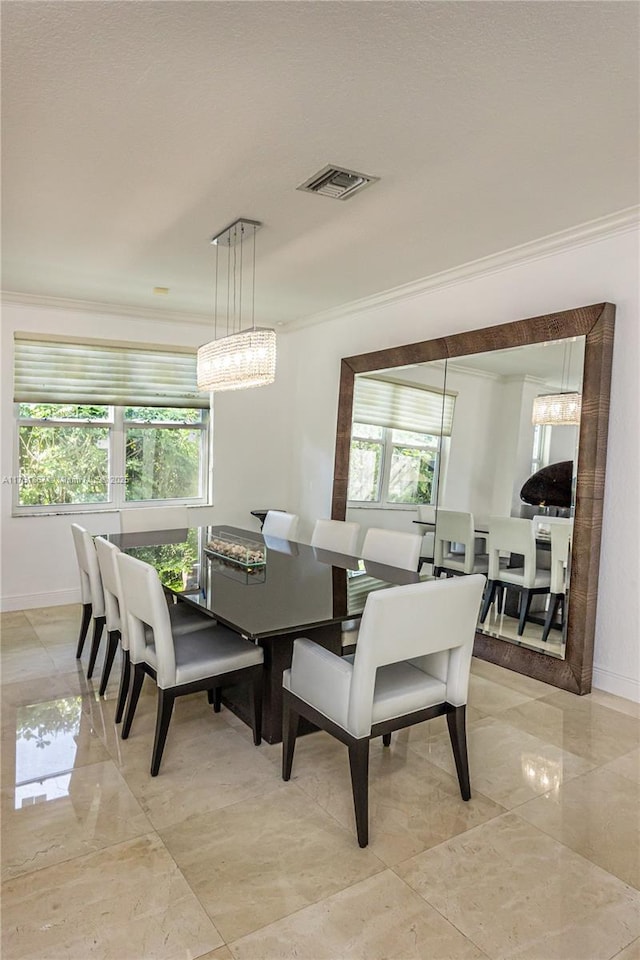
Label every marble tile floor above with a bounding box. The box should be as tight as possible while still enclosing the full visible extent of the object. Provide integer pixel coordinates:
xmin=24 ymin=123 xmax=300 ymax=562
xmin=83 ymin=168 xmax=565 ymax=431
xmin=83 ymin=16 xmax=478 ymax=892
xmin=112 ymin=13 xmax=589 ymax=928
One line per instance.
xmin=1 ymin=605 xmax=639 ymax=960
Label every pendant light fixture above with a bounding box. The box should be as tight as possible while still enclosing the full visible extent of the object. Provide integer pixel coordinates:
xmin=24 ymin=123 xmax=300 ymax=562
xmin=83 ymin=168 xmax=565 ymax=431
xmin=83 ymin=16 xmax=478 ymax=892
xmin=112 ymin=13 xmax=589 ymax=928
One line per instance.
xmin=197 ymin=219 xmax=276 ymax=392
xmin=532 ymin=338 xmax=582 ymax=426
xmin=531 ymin=392 xmax=582 ymax=426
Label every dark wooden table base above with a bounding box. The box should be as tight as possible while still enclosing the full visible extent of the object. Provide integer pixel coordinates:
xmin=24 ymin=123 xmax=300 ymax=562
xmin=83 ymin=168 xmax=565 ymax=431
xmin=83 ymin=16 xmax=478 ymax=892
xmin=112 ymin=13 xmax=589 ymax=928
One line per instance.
xmin=222 ymin=622 xmax=343 ymax=744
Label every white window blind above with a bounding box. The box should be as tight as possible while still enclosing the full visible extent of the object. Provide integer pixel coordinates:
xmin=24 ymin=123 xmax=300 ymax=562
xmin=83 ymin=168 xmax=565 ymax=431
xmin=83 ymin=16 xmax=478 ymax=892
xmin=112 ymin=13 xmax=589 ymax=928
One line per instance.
xmin=353 ymin=376 xmax=455 ymax=436
xmin=13 ymin=335 xmax=209 ymax=409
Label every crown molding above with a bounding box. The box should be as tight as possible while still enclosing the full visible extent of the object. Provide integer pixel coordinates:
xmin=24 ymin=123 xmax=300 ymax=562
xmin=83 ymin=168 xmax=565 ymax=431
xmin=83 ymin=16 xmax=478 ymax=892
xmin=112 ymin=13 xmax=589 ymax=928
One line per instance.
xmin=0 ymin=291 xmax=212 ymax=327
xmin=2 ymin=206 xmax=637 ymax=332
xmin=285 ymin=205 xmax=640 ymax=333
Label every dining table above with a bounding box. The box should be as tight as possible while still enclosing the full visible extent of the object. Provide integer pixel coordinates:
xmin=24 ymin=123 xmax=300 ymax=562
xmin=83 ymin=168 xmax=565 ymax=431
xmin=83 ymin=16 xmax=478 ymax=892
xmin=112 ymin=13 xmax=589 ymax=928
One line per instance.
xmin=109 ymin=524 xmax=423 ymax=744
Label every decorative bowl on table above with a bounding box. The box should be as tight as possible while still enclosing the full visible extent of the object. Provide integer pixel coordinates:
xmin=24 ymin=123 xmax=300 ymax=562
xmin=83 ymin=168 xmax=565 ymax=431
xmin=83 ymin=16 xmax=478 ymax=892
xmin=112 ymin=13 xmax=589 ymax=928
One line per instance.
xmin=204 ymin=532 xmax=266 ymax=571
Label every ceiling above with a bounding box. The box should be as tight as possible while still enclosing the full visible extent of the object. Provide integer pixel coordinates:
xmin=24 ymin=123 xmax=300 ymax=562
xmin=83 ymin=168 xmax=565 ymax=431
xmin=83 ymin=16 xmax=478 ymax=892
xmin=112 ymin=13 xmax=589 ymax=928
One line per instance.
xmin=377 ymin=338 xmax=585 ymax=390
xmin=2 ymin=1 xmax=638 ymax=327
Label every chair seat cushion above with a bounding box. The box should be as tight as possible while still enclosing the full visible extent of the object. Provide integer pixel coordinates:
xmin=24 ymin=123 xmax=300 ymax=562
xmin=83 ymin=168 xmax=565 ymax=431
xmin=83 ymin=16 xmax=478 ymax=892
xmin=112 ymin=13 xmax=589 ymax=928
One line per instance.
xmin=496 ymin=567 xmax=551 ymax=588
xmin=174 ymin=626 xmax=263 ymax=686
xmin=441 ymin=554 xmax=489 ymax=574
xmin=371 ymin=662 xmax=447 ymax=724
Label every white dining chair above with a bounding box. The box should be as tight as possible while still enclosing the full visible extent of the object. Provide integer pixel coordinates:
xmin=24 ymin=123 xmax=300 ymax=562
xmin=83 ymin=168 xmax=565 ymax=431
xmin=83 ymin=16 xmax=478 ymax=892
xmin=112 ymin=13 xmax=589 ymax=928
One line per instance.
xmin=311 ymin=519 xmax=360 ymax=555
xmin=542 ymin=521 xmax=573 ymax=643
xmin=117 ymin=552 xmax=264 ymax=775
xmin=95 ymin=537 xmax=212 ymax=714
xmin=282 ymin=574 xmax=486 ymax=846
xmin=119 ymin=506 xmax=189 ymax=533
xmin=361 ymin=527 xmax=423 ymax=572
xmin=261 ymin=510 xmax=299 ymax=540
xmin=479 ymin=517 xmax=551 ymax=635
xmin=70 ymin=523 xmax=106 ymax=678
xmin=433 ymin=510 xmax=489 ymax=577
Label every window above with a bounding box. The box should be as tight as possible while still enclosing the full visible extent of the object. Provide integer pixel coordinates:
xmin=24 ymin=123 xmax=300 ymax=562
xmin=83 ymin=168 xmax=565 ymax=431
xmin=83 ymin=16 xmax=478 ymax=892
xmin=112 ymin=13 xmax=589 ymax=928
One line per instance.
xmin=12 ymin=336 xmax=210 ymax=513
xmin=348 ymin=376 xmax=455 ymax=507
xmin=531 ymin=423 xmax=551 ymax=475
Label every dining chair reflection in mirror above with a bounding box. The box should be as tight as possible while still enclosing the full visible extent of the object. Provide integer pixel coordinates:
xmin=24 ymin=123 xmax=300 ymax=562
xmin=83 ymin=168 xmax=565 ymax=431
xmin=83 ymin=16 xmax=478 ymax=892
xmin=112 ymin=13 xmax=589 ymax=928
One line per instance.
xmin=433 ymin=510 xmax=489 ymax=578
xmin=479 ymin=517 xmax=551 ymax=636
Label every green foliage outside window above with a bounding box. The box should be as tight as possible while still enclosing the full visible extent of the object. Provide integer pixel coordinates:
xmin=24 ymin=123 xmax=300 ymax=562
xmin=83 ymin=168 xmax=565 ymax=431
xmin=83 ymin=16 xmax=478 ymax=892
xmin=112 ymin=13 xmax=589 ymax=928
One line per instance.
xmin=18 ymin=425 xmax=109 ymax=505
xmin=125 ymin=427 xmax=201 ymax=501
xmin=16 ymin=403 xmax=204 ymax=507
xmin=388 ymin=446 xmax=436 ymax=504
xmin=128 ymin=529 xmax=200 ymax=592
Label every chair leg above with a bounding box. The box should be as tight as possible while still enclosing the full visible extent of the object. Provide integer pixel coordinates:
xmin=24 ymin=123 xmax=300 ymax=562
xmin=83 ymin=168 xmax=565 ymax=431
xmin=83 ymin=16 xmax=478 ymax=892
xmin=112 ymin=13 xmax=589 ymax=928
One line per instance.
xmin=542 ymin=593 xmax=562 ymax=642
xmin=518 ymin=589 xmax=533 ymax=636
xmin=99 ymin=630 xmax=120 ymax=696
xmin=348 ymin=739 xmax=370 ymax=848
xmin=114 ymin=649 xmax=130 ymax=724
xmin=447 ymin=705 xmax=471 ymax=801
xmin=87 ymin=616 xmax=106 ymax=678
xmin=75 ymin=603 xmax=92 ymax=658
xmin=250 ymin=672 xmax=262 ymax=746
xmin=479 ymin=581 xmax=498 ymax=623
xmin=382 ymin=733 xmax=392 ymax=747
xmin=282 ymin=695 xmax=299 ymax=781
xmin=151 ymin=689 xmax=176 ymax=777
xmin=121 ymin=663 xmax=145 ymax=739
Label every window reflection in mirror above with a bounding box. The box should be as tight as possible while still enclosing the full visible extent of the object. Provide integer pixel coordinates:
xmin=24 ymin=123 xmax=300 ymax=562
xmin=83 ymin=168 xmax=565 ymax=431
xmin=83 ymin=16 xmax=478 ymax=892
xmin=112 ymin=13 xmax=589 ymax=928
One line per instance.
xmin=346 ymin=336 xmax=585 ymax=661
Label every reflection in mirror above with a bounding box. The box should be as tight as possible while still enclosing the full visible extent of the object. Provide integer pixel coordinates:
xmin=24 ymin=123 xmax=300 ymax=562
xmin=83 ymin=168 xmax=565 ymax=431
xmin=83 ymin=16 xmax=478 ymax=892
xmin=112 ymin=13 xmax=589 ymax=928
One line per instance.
xmin=334 ymin=303 xmax=614 ymax=695
xmin=346 ymin=360 xmax=448 ymax=567
xmin=345 ymin=337 xmax=585 ymax=662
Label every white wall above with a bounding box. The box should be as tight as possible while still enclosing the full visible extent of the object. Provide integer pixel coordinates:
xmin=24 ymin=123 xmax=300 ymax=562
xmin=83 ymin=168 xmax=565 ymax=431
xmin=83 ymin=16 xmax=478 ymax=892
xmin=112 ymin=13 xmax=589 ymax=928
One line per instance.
xmin=2 ymin=227 xmax=638 ymax=700
xmin=0 ymin=302 xmax=292 ymax=608
xmin=284 ymin=229 xmax=639 ymax=700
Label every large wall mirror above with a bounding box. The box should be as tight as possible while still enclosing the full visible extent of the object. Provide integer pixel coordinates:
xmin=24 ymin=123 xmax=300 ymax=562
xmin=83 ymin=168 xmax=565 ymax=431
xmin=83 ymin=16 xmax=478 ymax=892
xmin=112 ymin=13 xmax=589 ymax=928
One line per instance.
xmin=332 ymin=304 xmax=615 ymax=694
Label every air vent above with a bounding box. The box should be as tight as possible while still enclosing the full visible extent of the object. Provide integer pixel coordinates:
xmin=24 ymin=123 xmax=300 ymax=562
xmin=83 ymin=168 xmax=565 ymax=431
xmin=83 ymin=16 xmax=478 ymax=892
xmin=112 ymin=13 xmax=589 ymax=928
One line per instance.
xmin=297 ymin=165 xmax=379 ymax=201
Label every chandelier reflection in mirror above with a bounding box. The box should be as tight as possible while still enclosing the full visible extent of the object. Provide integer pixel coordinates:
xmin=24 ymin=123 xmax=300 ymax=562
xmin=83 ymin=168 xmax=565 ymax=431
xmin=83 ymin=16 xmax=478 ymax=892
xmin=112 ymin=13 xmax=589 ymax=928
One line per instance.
xmin=531 ymin=337 xmax=582 ymax=426
xmin=532 ymin=392 xmax=582 ymax=426
xmin=197 ymin=218 xmax=277 ymax=392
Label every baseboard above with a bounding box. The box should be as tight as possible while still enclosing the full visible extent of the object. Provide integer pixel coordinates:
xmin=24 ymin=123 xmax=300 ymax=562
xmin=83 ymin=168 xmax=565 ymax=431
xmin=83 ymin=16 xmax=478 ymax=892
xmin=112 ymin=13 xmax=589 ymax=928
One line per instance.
xmin=1 ymin=588 xmax=81 ymax=613
xmin=592 ymin=665 xmax=640 ymax=703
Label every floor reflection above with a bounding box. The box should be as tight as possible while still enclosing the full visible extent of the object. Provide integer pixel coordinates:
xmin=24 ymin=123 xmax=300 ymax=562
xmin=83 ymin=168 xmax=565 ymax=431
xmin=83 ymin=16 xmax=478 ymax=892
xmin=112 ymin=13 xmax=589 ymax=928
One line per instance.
xmin=521 ymin=753 xmax=562 ymax=799
xmin=14 ymin=696 xmax=82 ymax=808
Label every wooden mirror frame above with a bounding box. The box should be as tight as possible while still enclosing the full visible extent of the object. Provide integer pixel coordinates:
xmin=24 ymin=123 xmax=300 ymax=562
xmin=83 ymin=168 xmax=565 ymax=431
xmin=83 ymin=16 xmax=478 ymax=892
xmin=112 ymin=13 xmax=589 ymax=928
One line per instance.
xmin=331 ymin=303 xmax=615 ymax=694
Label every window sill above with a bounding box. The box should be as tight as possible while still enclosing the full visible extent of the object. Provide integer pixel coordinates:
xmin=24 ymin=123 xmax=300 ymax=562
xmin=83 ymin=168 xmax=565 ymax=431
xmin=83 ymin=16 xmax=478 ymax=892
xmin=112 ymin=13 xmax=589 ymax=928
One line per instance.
xmin=347 ymin=503 xmax=424 ymax=511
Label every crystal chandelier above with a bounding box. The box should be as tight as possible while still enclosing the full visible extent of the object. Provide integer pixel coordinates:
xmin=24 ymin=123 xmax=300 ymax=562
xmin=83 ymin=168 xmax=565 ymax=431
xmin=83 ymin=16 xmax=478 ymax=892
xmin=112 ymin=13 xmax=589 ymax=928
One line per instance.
xmin=531 ymin=337 xmax=582 ymax=426
xmin=197 ymin=219 xmax=276 ymax=392
xmin=532 ymin=392 xmax=582 ymax=426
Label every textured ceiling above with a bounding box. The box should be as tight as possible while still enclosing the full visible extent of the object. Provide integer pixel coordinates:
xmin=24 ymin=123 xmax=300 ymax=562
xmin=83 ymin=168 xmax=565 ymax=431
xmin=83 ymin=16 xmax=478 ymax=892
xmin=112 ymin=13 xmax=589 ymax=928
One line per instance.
xmin=2 ymin=1 xmax=638 ymax=326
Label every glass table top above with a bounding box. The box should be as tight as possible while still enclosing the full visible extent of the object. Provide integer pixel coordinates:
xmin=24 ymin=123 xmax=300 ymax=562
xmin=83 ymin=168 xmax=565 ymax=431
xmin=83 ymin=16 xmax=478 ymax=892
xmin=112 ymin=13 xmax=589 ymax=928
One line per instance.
xmin=108 ymin=525 xmax=424 ymax=640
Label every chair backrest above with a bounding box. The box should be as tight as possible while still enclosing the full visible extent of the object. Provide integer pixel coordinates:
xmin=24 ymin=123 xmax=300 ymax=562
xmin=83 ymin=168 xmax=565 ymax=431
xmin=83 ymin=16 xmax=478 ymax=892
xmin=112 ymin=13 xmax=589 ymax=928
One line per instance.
xmin=348 ymin=574 xmax=486 ymax=737
xmin=70 ymin=523 xmax=105 ymax=616
xmin=434 ymin=510 xmax=476 ymax=572
xmin=487 ymin=516 xmax=537 ymax=582
xmin=95 ymin=537 xmax=123 ymax=638
xmin=532 ymin=514 xmax=572 ymax=538
xmin=262 ymin=511 xmax=299 ymax=540
xmin=417 ymin=505 xmax=436 ymax=524
xmin=549 ymin=521 xmax=573 ymax=594
xmin=361 ymin=527 xmax=422 ymax=571
xmin=120 ymin=506 xmax=189 ymax=534
xmin=311 ymin=519 xmax=360 ymax=555
xmin=116 ymin=552 xmax=177 ymax=688
xmin=71 ymin=523 xmax=92 ymax=604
